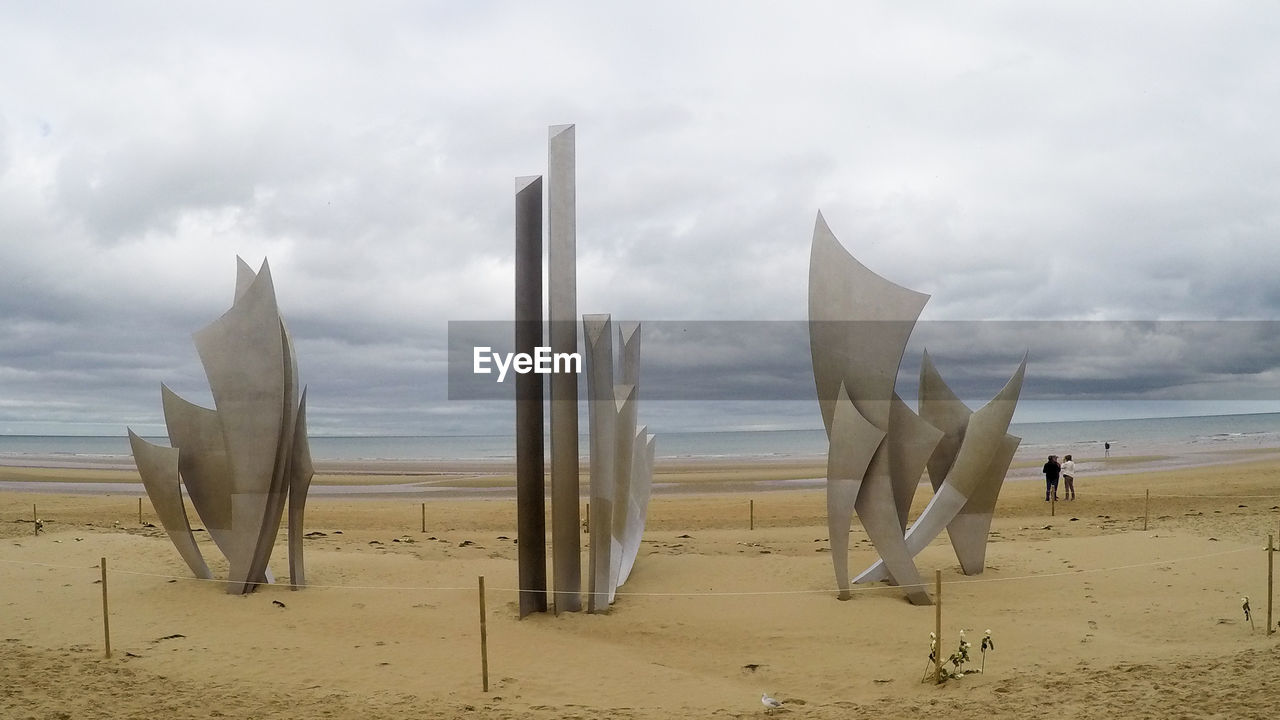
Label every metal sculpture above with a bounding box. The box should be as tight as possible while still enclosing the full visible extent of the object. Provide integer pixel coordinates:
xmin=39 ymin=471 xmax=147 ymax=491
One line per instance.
xmin=127 ymin=431 xmax=211 ymax=580
xmin=617 ymin=429 xmax=655 ymax=587
xmin=582 ymin=315 xmax=655 ymax=611
xmin=511 ymin=125 xmax=655 ymax=615
xmin=583 ymin=314 xmax=617 ymax=612
xmin=515 ymin=175 xmax=549 ymax=616
xmin=809 ymin=212 xmax=934 ymax=604
xmin=918 ymin=351 xmax=1022 ymax=575
xmin=128 ymin=258 xmax=314 ymax=594
xmin=548 ymin=124 xmax=583 ymax=612
xmin=608 ymin=322 xmax=641 ymax=603
xmin=853 ymin=359 xmax=1025 ymax=584
xmin=808 ymin=212 xmax=1025 ymax=603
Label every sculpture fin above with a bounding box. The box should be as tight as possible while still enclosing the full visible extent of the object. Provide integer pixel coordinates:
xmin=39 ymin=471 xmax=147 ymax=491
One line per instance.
xmin=128 ymin=430 xmax=212 ymax=580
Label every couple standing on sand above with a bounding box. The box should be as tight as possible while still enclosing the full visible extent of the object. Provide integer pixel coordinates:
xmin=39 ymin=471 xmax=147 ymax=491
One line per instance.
xmin=1042 ymin=454 xmax=1076 ymax=501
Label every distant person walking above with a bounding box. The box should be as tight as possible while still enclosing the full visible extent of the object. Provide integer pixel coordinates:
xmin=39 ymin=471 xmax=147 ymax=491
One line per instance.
xmin=1042 ymin=455 xmax=1061 ymax=501
xmin=1104 ymin=441 xmax=1111 ymax=458
xmin=1061 ymin=454 xmax=1076 ymax=500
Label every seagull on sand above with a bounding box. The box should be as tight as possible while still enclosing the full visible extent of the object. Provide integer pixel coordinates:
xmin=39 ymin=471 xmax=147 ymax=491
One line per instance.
xmin=761 ymin=692 xmax=784 ymax=712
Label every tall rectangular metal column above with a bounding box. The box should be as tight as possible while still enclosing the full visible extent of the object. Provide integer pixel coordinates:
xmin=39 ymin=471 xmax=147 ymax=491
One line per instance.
xmin=514 ymin=175 xmax=548 ymax=617
xmin=548 ymin=124 xmax=582 ymax=612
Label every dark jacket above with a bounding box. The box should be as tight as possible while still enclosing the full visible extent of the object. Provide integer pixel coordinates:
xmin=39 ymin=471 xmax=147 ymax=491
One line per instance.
xmin=1043 ymin=460 xmax=1061 ymax=481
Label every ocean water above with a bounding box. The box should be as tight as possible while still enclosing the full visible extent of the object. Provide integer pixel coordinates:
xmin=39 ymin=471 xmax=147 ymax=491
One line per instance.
xmin=0 ymin=430 xmax=825 ymax=463
xmin=2 ymin=412 xmax=1279 ymax=464
xmin=1010 ymin=413 xmax=1280 ymax=457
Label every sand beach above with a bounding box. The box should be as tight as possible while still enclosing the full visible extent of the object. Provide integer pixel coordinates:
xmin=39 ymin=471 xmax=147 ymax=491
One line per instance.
xmin=4 ymin=449 xmax=1280 ymax=719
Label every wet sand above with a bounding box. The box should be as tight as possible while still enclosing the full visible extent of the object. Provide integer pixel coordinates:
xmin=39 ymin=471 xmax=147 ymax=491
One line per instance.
xmin=3 ymin=447 xmax=1277 ymax=499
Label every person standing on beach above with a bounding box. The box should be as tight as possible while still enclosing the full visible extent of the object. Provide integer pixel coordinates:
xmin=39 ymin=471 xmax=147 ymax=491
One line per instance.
xmin=1042 ymin=455 xmax=1061 ymax=501
xmin=1061 ymin=454 xmax=1076 ymax=500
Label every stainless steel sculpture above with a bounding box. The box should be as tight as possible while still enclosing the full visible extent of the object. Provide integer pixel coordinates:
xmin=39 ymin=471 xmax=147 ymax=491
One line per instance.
xmin=548 ymin=124 xmax=583 ymax=613
xmin=853 ymin=358 xmax=1025 ymax=584
xmin=515 ymin=175 xmax=549 ymax=616
xmin=823 ymin=386 xmax=886 ymax=601
xmin=128 ymin=258 xmax=314 ymax=594
xmin=809 ymin=212 xmax=933 ymax=604
xmin=808 ymin=213 xmax=1025 ymax=603
xmin=127 ymin=430 xmax=212 ymax=580
xmin=887 ymin=395 xmax=945 ymax=533
xmin=608 ymin=322 xmax=641 ymax=603
xmin=582 ymin=314 xmax=655 ymax=611
xmin=918 ymin=351 xmax=1022 ymax=575
xmin=160 ymin=384 xmax=238 ymax=569
xmin=286 ymin=391 xmax=315 ymax=588
xmin=512 ymin=125 xmax=655 ymax=615
xmin=617 ymin=429 xmax=654 ymax=587
xmin=584 ymin=314 xmax=617 ymax=613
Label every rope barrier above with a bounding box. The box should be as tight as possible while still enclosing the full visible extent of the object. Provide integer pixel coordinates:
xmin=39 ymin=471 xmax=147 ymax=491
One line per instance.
xmin=12 ymin=486 xmax=1280 ymax=520
xmin=0 ymin=543 xmax=1256 ymax=597
xmin=3 ymin=501 xmax=150 ymax=514
xmin=0 ymin=557 xmax=102 ymax=571
xmin=1078 ymin=490 xmax=1280 ymax=499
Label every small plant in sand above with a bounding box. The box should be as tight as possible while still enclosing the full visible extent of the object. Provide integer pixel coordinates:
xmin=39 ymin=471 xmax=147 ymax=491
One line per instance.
xmin=923 ymin=629 xmax=990 ymax=683
xmin=1243 ymin=596 xmax=1255 ymax=631
xmin=920 ymin=632 xmax=938 ymax=683
xmin=946 ymin=630 xmax=972 ymax=677
xmin=980 ymin=629 xmax=994 ymax=673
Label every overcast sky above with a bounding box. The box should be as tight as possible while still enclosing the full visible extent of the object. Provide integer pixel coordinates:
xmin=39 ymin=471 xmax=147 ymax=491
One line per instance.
xmin=3 ymin=2 xmax=1280 ymax=436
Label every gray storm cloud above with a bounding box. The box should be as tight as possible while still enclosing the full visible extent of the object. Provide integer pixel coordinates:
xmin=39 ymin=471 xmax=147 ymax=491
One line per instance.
xmin=3 ymin=2 xmax=1280 ymax=435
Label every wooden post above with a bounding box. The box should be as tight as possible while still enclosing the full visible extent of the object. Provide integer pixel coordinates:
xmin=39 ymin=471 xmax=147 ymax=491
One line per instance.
xmin=138 ymin=498 xmax=143 ymax=525
xmin=32 ymin=504 xmax=37 ymax=535
xmin=1143 ymin=490 xmax=1149 ymax=531
xmin=1269 ymin=534 xmax=1274 ymax=635
xmin=421 ymin=503 xmax=426 ymax=533
xmin=585 ymin=502 xmax=590 ymax=534
xmin=1051 ymin=494 xmax=1055 ymax=517
xmin=750 ymin=499 xmax=754 ymax=531
xmin=101 ymin=557 xmax=111 ymax=658
xmin=934 ymin=572 xmax=944 ymax=682
xmin=478 ymin=575 xmax=489 ymax=692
